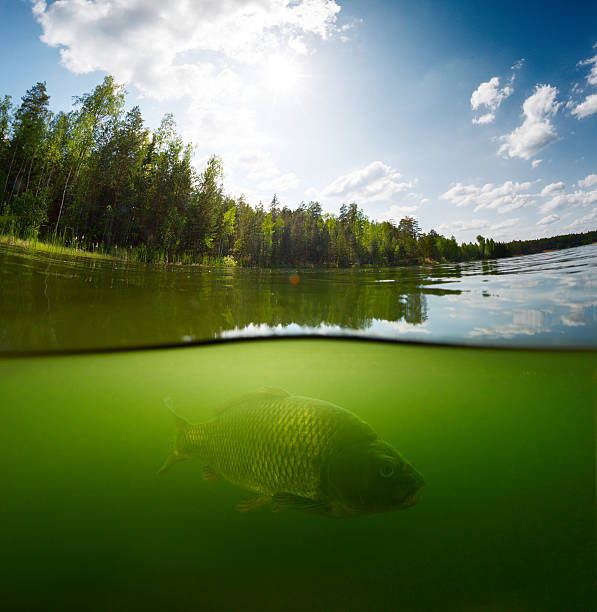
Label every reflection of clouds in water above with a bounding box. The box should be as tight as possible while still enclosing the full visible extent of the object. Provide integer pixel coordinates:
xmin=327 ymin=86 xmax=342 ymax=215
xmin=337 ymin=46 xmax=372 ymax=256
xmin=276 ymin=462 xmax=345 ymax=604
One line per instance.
xmin=513 ymin=309 xmax=552 ymax=330
xmin=561 ymin=308 xmax=586 ymax=327
xmin=468 ymin=301 xmax=597 ymax=340
xmin=509 ymin=279 xmax=543 ymax=289
xmin=470 ymin=325 xmax=548 ymax=339
xmin=444 ymin=255 xmax=595 ymax=325
xmin=219 ymin=319 xmax=429 ymax=340
xmin=373 ymin=320 xmax=430 ymax=335
xmin=444 ymin=293 xmax=507 ymax=312
xmin=219 ymin=245 xmax=595 ymax=346
xmin=470 ymin=309 xmax=552 ymax=339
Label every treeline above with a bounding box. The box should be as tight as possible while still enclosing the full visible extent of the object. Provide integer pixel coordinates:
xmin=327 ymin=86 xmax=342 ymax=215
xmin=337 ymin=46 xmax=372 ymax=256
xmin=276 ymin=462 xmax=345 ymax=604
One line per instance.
xmin=0 ymin=78 xmax=595 ymax=266
xmin=504 ymin=232 xmax=597 ymax=257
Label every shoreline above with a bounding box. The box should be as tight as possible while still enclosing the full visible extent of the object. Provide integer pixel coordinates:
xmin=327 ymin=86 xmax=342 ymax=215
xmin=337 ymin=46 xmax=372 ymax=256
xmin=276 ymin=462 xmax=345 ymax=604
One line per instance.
xmin=1 ymin=233 xmax=595 ymax=269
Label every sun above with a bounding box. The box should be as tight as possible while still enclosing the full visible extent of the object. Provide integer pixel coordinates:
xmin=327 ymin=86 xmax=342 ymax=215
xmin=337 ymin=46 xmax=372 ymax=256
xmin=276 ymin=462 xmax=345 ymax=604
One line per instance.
xmin=261 ymin=55 xmax=305 ymax=97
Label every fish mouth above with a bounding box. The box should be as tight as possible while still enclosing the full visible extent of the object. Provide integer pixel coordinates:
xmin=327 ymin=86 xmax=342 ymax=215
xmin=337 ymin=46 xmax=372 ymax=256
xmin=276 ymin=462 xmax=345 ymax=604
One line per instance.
xmin=397 ymin=490 xmax=420 ymax=508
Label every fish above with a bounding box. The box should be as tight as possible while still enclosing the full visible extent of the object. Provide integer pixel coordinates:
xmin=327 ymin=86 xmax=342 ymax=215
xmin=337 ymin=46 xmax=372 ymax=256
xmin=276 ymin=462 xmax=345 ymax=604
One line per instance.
xmin=159 ymin=387 xmax=424 ymax=518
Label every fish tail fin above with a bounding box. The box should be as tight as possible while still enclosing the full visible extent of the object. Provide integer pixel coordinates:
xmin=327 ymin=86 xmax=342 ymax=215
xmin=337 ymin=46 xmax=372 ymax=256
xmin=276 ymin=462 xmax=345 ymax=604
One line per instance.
xmin=158 ymin=398 xmax=192 ymax=475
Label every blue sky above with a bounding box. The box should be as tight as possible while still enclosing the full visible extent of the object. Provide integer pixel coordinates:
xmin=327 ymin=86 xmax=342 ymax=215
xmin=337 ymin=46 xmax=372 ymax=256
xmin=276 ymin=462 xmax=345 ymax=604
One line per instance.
xmin=1 ymin=0 xmax=596 ymax=242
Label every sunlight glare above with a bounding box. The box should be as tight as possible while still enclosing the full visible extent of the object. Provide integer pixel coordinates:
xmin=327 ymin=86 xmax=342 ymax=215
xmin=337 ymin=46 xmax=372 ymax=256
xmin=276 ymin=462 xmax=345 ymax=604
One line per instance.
xmin=262 ymin=55 xmax=303 ymax=97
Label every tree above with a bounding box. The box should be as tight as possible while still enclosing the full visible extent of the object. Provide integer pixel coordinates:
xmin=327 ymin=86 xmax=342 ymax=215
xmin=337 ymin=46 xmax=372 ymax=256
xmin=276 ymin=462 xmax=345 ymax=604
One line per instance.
xmin=53 ymin=76 xmax=125 ymax=235
xmin=3 ymin=83 xmax=51 ymax=233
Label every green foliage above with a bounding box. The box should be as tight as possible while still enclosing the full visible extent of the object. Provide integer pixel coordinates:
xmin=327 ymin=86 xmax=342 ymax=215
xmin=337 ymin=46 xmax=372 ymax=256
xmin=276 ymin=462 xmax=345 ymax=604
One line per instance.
xmin=1 ymin=77 xmax=595 ymax=266
xmin=10 ymin=191 xmax=48 ymax=236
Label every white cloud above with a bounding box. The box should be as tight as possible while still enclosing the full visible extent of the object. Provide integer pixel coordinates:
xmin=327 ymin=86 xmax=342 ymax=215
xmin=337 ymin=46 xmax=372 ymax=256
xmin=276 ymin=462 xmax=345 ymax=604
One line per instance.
xmin=379 ymin=205 xmax=419 ymax=222
xmin=579 ymin=48 xmax=597 ymax=86
xmin=437 ymin=217 xmax=520 ymax=238
xmin=32 ymin=0 xmax=341 ymax=91
xmin=537 ymin=214 xmax=559 ymax=226
xmin=531 ymin=159 xmax=543 ymax=168
xmin=498 ymin=85 xmax=561 ymax=160
xmin=491 ymin=217 xmax=521 ymax=231
xmin=578 ymin=174 xmax=597 ymax=188
xmin=563 ymin=207 xmax=597 ymax=232
xmin=30 ymin=0 xmax=342 ymax=196
xmin=256 ymin=171 xmax=299 ymax=192
xmin=440 ymin=180 xmax=535 ymax=214
xmin=570 ymin=47 xmax=597 ymax=120
xmin=318 ymin=161 xmax=413 ymax=203
xmin=440 ymin=172 xmax=597 ymax=238
xmin=288 ymin=36 xmax=308 ymax=55
xmin=540 ymin=187 xmax=597 ymax=213
xmin=405 ymin=192 xmax=429 ymax=205
xmin=470 ymin=76 xmax=512 ymax=124
xmin=471 ymin=77 xmax=512 ymax=110
xmin=511 ymin=58 xmax=526 ymax=71
xmin=472 ymin=112 xmax=495 ymax=125
xmin=571 ymin=93 xmax=597 ymax=119
xmin=540 ymin=182 xmax=565 ymax=197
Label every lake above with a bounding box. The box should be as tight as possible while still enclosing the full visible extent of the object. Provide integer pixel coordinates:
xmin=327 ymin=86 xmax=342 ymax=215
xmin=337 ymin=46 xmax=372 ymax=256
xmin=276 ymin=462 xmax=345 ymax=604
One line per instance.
xmin=0 ymin=243 xmax=595 ymax=611
xmin=1 ymin=242 xmax=596 ymax=352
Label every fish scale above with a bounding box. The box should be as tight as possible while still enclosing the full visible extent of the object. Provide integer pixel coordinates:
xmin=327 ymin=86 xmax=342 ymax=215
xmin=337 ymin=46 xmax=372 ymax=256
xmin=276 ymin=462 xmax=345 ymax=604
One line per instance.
xmin=160 ymin=387 xmax=425 ymax=517
xmin=175 ymin=389 xmax=375 ymax=500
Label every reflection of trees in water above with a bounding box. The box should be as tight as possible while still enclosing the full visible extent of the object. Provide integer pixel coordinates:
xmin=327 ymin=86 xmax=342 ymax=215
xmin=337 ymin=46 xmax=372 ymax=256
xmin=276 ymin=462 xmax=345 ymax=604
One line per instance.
xmin=2 ymin=252 xmax=443 ymax=350
xmin=5 ymin=245 xmax=596 ymax=351
xmin=481 ymin=260 xmax=499 ymax=275
xmin=174 ymin=268 xmax=431 ymax=335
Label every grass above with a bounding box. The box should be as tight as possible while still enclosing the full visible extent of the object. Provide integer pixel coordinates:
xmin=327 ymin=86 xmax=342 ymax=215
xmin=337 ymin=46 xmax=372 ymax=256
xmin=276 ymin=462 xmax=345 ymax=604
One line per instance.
xmin=0 ymin=232 xmax=238 ymax=267
xmin=0 ymin=234 xmax=124 ymax=261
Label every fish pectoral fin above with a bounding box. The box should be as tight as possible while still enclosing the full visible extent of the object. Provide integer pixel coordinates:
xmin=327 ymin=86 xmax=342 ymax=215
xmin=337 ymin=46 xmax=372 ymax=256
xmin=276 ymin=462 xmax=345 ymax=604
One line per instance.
xmin=271 ymin=493 xmax=330 ymax=513
xmin=157 ymin=451 xmax=186 ymax=475
xmin=202 ymin=466 xmax=223 ymax=482
xmin=236 ymin=495 xmax=273 ymax=513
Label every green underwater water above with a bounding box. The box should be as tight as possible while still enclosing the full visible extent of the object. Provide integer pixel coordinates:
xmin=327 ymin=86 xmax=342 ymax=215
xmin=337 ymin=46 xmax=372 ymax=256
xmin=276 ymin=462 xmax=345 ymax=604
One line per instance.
xmin=1 ymin=339 xmax=595 ymax=611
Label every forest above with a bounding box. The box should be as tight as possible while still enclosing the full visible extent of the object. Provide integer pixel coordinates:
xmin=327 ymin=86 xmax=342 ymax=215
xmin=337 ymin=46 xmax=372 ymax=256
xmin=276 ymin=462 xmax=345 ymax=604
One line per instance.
xmin=1 ymin=77 xmax=595 ymax=266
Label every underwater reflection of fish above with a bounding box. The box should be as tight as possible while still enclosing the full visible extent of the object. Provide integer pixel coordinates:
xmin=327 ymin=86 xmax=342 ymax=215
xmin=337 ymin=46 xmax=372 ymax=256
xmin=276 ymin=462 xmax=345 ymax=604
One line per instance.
xmin=159 ymin=387 xmax=424 ymax=517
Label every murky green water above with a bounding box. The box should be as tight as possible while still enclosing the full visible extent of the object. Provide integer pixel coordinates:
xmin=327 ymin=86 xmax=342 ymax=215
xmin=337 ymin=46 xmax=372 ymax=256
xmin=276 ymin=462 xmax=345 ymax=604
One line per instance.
xmin=1 ymin=244 xmax=596 ymax=609
xmin=1 ymin=243 xmax=596 ymax=352
xmin=1 ymin=340 xmax=595 ymax=610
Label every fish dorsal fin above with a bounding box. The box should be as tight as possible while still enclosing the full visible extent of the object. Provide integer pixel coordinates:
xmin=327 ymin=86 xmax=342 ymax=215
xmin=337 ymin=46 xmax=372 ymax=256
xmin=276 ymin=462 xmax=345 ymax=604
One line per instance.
xmin=214 ymin=387 xmax=291 ymax=415
xmin=257 ymin=387 xmax=290 ymax=398
xmin=163 ymin=397 xmax=192 ymax=430
xmin=157 ymin=398 xmax=193 ymax=476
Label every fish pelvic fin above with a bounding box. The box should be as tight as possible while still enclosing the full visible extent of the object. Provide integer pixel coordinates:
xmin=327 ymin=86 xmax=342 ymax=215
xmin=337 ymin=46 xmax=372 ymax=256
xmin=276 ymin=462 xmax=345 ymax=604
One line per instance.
xmin=158 ymin=399 xmax=192 ymax=475
xmin=236 ymin=495 xmax=273 ymax=513
xmin=272 ymin=493 xmax=331 ymax=515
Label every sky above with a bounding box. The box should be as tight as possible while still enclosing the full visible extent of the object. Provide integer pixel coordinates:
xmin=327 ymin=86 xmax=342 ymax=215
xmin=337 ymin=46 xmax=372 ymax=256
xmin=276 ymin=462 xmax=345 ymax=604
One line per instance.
xmin=0 ymin=0 xmax=596 ymax=243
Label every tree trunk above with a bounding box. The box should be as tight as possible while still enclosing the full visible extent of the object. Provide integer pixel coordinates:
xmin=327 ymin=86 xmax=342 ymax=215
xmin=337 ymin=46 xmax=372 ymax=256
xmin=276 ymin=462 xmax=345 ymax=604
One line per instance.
xmin=25 ymin=152 xmax=36 ymax=192
xmin=8 ymin=157 xmax=27 ymax=205
xmin=35 ymin=158 xmax=48 ymax=198
xmin=1 ymin=146 xmax=17 ymax=203
xmin=54 ymin=165 xmax=73 ymax=236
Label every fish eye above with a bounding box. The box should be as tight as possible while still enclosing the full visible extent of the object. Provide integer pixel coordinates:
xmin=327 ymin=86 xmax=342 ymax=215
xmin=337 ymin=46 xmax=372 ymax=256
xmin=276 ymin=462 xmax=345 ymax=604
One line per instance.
xmin=379 ymin=462 xmax=395 ymax=478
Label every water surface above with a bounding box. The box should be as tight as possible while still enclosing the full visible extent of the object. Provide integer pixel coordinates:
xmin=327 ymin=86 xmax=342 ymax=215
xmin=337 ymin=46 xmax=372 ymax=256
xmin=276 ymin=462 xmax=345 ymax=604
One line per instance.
xmin=1 ymin=243 xmax=595 ymax=352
